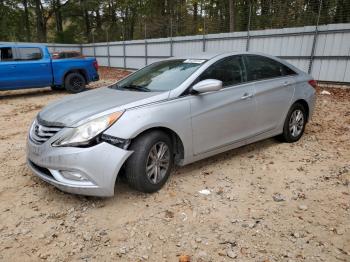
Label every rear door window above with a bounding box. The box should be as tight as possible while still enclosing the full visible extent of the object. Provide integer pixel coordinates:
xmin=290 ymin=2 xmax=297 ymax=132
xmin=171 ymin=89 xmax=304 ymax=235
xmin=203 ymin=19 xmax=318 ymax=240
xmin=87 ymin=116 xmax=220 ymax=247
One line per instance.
xmin=0 ymin=47 xmax=14 ymax=62
xmin=17 ymin=47 xmax=42 ymax=61
xmin=244 ymin=55 xmax=296 ymax=81
xmin=197 ymin=56 xmax=245 ymax=87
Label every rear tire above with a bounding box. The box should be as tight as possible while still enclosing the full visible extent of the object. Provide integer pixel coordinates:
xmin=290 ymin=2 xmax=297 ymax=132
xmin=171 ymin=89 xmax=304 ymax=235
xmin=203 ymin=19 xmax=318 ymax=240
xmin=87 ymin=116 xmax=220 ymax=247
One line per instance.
xmin=64 ymin=73 xmax=86 ymax=93
xmin=125 ymin=131 xmax=174 ymax=193
xmin=280 ymin=103 xmax=307 ymax=143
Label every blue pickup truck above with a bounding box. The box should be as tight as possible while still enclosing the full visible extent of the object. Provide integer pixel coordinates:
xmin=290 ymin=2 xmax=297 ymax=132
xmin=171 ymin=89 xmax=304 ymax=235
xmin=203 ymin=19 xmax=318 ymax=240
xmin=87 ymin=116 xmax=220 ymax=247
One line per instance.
xmin=0 ymin=44 xmax=99 ymax=93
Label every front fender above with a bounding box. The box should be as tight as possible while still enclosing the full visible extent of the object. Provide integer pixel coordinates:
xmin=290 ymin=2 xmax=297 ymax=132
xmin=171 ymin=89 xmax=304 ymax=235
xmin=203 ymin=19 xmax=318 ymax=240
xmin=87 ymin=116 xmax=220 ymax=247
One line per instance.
xmin=104 ymin=98 xmax=193 ymax=164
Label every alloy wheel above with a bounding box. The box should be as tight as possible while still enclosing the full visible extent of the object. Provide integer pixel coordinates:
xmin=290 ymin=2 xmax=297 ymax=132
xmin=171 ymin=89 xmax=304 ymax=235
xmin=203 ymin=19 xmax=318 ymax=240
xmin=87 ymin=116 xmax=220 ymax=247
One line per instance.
xmin=146 ymin=142 xmax=170 ymax=184
xmin=70 ymin=76 xmax=83 ymax=90
xmin=289 ymin=109 xmax=304 ymax=137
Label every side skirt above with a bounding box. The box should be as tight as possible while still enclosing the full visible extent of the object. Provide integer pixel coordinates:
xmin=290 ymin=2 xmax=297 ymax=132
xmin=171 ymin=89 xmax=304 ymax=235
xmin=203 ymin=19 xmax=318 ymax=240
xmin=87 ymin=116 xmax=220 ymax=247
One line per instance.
xmin=180 ymin=128 xmax=281 ymax=166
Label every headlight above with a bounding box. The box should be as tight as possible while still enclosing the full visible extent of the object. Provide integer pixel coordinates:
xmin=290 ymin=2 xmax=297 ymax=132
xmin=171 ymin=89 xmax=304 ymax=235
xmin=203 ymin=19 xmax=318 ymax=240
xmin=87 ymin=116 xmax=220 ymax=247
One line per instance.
xmin=52 ymin=111 xmax=124 ymax=147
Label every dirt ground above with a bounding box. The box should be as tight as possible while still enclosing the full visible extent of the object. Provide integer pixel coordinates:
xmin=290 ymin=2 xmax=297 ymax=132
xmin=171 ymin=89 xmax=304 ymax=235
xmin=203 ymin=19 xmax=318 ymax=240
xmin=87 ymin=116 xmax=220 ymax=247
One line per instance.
xmin=0 ymin=67 xmax=349 ymax=262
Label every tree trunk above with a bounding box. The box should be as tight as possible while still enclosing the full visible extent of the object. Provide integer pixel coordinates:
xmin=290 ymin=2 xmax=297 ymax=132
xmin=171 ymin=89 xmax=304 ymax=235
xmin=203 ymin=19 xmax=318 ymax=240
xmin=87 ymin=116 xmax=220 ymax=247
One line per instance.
xmin=193 ymin=1 xmax=198 ymax=34
xmin=129 ymin=8 xmax=136 ymax=40
xmin=95 ymin=7 xmax=104 ymax=42
xmin=229 ymin=0 xmax=235 ymax=32
xmin=55 ymin=0 xmax=63 ymax=34
xmin=81 ymin=0 xmax=91 ymax=42
xmin=34 ymin=0 xmax=47 ymax=42
xmin=335 ymin=0 xmax=350 ymax=23
xmin=121 ymin=6 xmax=129 ymax=40
xmin=23 ymin=0 xmax=31 ymax=41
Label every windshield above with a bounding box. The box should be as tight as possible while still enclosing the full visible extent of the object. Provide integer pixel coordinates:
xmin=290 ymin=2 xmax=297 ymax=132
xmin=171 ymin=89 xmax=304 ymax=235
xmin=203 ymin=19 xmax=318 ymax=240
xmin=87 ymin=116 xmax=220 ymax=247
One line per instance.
xmin=110 ymin=59 xmax=205 ymax=92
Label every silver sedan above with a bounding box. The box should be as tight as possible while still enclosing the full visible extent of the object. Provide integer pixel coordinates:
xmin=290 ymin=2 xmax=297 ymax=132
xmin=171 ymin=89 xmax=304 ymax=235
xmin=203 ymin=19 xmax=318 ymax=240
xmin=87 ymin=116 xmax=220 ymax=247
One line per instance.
xmin=26 ymin=52 xmax=316 ymax=196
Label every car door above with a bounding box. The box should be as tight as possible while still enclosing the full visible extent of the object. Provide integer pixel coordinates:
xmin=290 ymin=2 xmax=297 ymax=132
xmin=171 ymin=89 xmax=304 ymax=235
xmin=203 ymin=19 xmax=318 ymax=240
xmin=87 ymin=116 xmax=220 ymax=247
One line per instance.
xmin=0 ymin=47 xmax=18 ymax=89
xmin=243 ymin=55 xmax=296 ymax=133
xmin=14 ymin=47 xmax=52 ymax=88
xmin=189 ymin=55 xmax=258 ymax=155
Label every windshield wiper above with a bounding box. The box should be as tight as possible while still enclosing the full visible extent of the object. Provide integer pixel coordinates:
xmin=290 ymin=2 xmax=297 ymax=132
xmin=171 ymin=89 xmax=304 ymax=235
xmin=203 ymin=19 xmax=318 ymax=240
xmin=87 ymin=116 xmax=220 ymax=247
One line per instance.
xmin=122 ymin=84 xmax=151 ymax=92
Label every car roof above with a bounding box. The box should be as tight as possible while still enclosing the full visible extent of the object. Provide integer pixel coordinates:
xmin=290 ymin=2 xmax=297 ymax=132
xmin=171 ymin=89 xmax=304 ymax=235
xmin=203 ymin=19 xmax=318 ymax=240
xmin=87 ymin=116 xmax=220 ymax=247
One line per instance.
xmin=173 ymin=52 xmax=234 ymax=60
xmin=170 ymin=51 xmax=303 ymax=74
xmin=172 ymin=51 xmax=269 ymax=60
xmin=176 ymin=52 xmax=224 ymax=60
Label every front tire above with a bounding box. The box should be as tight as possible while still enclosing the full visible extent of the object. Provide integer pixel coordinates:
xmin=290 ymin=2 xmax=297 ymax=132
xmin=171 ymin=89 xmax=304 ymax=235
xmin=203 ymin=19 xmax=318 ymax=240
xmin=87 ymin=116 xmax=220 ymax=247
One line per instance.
xmin=125 ymin=131 xmax=174 ymax=193
xmin=280 ymin=103 xmax=307 ymax=143
xmin=64 ymin=73 xmax=86 ymax=93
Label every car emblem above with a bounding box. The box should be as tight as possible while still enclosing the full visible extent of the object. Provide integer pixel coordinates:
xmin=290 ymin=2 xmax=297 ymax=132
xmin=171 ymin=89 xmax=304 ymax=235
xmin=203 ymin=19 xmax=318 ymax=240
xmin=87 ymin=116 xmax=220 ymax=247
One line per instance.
xmin=35 ymin=124 xmax=41 ymax=135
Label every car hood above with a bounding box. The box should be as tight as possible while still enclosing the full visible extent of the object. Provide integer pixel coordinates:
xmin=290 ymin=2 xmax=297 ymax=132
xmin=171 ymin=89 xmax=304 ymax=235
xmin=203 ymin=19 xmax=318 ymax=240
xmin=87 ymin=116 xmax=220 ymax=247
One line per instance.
xmin=38 ymin=87 xmax=168 ymax=127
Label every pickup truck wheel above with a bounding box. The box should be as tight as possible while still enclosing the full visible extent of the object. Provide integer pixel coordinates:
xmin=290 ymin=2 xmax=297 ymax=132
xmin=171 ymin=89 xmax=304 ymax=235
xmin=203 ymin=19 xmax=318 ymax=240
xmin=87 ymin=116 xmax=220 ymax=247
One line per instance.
xmin=125 ymin=131 xmax=174 ymax=193
xmin=64 ymin=73 xmax=86 ymax=93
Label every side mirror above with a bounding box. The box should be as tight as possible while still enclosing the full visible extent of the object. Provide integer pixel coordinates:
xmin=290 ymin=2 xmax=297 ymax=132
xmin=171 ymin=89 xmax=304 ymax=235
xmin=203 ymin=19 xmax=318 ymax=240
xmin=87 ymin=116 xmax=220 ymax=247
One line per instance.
xmin=192 ymin=79 xmax=222 ymax=94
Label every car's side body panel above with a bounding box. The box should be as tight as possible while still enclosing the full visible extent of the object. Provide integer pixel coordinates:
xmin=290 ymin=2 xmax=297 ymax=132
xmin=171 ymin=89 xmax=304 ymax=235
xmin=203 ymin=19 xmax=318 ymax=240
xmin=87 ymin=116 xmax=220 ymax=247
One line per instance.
xmin=51 ymin=57 xmax=99 ymax=86
xmin=189 ymin=82 xmax=257 ymax=155
xmin=291 ymin=74 xmax=316 ymax=120
xmin=104 ymin=97 xmax=193 ymax=165
xmin=12 ymin=47 xmax=53 ymax=88
xmin=0 ymin=46 xmax=19 ymax=89
xmin=252 ymin=76 xmax=296 ymax=134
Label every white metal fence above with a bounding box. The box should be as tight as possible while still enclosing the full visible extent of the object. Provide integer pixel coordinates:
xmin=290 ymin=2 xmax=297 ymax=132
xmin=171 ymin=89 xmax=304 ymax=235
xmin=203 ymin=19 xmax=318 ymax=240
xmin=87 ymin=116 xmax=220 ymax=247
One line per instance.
xmin=3 ymin=23 xmax=350 ymax=83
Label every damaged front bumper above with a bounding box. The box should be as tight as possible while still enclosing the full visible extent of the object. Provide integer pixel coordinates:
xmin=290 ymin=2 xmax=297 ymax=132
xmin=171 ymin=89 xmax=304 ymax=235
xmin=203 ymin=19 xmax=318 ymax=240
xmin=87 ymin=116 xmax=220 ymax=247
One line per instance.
xmin=26 ymin=138 xmax=132 ymax=197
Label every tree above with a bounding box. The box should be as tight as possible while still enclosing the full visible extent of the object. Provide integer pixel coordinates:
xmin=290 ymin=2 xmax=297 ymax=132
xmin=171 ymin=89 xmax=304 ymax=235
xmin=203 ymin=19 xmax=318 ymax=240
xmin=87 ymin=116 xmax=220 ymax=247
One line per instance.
xmin=0 ymin=0 xmax=349 ymax=44
xmin=23 ymin=0 xmax=31 ymax=41
xmin=229 ymin=0 xmax=235 ymax=31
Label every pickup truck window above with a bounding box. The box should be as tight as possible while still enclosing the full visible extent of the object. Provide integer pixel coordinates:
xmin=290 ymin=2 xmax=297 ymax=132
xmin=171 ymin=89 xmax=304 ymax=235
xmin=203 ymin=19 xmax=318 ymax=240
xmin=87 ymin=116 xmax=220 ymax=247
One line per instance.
xmin=0 ymin=47 xmax=13 ymax=62
xmin=17 ymin=47 xmax=42 ymax=61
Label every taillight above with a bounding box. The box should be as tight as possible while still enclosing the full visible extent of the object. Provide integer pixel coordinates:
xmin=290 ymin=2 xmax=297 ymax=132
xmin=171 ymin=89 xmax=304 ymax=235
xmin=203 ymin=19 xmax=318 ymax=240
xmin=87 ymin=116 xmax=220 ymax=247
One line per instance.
xmin=308 ymin=79 xmax=317 ymax=89
xmin=93 ymin=60 xmax=98 ymax=71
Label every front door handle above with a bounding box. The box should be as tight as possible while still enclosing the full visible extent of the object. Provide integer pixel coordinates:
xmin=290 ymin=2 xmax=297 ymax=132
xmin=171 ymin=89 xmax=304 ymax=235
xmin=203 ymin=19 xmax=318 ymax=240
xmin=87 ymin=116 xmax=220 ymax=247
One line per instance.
xmin=241 ymin=93 xmax=253 ymax=100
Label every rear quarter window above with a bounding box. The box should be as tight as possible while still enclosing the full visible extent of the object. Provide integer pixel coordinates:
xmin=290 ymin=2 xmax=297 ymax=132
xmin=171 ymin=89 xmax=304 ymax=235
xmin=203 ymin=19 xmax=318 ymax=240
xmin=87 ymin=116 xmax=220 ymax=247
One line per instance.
xmin=245 ymin=55 xmax=296 ymax=81
xmin=17 ymin=47 xmax=43 ymax=61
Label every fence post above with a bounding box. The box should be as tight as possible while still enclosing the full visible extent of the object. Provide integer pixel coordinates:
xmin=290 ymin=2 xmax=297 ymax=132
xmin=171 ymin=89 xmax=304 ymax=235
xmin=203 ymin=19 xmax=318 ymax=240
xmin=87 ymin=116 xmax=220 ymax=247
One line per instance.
xmin=145 ymin=24 xmax=148 ymax=65
xmin=202 ymin=17 xmax=206 ymax=52
xmin=123 ymin=25 xmax=126 ymax=69
xmin=145 ymin=40 xmax=148 ymax=65
xmin=170 ymin=18 xmax=173 ymax=57
xmin=170 ymin=37 xmax=173 ymax=57
xmin=246 ymin=4 xmax=252 ymax=52
xmin=123 ymin=41 xmax=126 ymax=69
xmin=308 ymin=0 xmax=322 ymax=74
xmin=92 ymin=33 xmax=96 ymax=58
xmin=80 ymin=44 xmax=83 ymax=56
xmin=106 ymin=30 xmax=110 ymax=67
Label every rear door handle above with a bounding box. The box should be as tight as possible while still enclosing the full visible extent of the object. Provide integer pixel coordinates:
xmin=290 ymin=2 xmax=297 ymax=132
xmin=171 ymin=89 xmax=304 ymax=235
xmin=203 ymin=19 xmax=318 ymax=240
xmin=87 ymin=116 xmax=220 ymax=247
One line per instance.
xmin=241 ymin=93 xmax=253 ymax=100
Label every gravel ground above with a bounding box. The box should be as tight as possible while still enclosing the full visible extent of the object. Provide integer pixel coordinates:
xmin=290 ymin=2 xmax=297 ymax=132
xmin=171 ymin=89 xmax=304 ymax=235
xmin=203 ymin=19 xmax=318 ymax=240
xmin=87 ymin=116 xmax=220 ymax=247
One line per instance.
xmin=0 ymin=67 xmax=349 ymax=262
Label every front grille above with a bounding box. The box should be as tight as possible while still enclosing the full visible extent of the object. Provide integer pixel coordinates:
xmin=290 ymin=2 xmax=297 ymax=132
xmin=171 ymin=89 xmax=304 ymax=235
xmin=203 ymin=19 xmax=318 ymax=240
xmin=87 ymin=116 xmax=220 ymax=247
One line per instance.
xmin=30 ymin=120 xmax=62 ymax=145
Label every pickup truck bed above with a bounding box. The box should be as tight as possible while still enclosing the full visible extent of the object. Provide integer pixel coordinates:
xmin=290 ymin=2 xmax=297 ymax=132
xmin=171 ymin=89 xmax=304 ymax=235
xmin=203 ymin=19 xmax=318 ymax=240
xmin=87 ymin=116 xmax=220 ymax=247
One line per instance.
xmin=0 ymin=44 xmax=99 ymax=93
